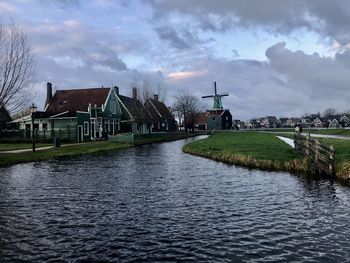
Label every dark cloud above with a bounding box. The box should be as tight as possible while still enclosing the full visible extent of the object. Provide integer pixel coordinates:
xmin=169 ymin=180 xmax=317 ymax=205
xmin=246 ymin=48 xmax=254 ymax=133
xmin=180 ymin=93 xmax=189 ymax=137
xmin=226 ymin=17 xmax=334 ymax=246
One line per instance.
xmin=72 ymin=46 xmax=127 ymax=71
xmin=12 ymin=0 xmax=350 ymax=119
xmin=155 ymin=26 xmax=190 ymax=49
xmin=161 ymin=41 xmax=350 ymax=119
xmin=154 ymin=25 xmax=208 ymax=50
xmin=149 ymin=0 xmax=350 ymax=44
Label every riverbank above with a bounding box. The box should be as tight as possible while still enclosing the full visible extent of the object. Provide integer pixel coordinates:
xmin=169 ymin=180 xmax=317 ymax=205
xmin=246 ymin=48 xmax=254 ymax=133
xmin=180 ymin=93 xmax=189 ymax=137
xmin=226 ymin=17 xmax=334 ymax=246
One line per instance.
xmin=183 ymin=131 xmax=350 ymax=182
xmin=263 ymin=128 xmax=350 ymax=136
xmin=183 ymin=132 xmax=309 ymax=174
xmin=0 ymin=132 xmax=198 ymax=168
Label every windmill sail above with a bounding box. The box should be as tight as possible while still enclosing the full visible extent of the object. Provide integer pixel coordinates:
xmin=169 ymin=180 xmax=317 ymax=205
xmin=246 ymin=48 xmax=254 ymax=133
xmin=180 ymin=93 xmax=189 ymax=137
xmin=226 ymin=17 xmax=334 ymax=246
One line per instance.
xmin=202 ymin=81 xmax=229 ymax=110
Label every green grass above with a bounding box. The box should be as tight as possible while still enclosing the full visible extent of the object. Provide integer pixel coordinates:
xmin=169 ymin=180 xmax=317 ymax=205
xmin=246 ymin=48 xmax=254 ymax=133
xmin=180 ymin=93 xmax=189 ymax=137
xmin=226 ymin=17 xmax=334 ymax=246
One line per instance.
xmin=0 ymin=143 xmax=52 ymax=151
xmin=304 ymin=128 xmax=350 ymax=136
xmin=317 ymin=138 xmax=350 ymax=181
xmin=183 ymin=132 xmax=308 ymax=173
xmin=184 ymin=131 xmax=350 ymax=182
xmin=0 ymin=141 xmax=132 ymax=168
xmin=0 ymin=133 xmax=196 ymax=168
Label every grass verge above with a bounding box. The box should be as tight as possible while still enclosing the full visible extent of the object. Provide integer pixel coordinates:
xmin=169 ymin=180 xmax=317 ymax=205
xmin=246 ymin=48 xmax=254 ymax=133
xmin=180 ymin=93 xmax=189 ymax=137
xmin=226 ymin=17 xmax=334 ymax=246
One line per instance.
xmin=318 ymin=138 xmax=350 ymax=181
xmin=183 ymin=132 xmax=309 ymax=174
xmin=0 ymin=143 xmax=52 ymax=151
xmin=0 ymin=141 xmax=132 ymax=168
xmin=0 ymin=133 xmax=197 ymax=168
xmin=263 ymin=128 xmax=350 ymax=136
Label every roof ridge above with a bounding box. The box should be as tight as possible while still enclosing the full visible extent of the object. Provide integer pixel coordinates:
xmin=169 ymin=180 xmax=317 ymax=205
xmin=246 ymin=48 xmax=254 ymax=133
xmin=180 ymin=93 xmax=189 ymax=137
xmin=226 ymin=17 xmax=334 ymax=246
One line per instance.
xmin=56 ymin=87 xmax=111 ymax=92
xmin=149 ymin=99 xmax=162 ymax=118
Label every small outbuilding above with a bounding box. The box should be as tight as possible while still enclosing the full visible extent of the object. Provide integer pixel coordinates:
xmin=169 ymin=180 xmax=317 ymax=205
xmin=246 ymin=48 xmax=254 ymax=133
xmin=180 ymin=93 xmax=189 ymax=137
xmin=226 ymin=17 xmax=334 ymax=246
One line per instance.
xmin=206 ymin=110 xmax=232 ymax=130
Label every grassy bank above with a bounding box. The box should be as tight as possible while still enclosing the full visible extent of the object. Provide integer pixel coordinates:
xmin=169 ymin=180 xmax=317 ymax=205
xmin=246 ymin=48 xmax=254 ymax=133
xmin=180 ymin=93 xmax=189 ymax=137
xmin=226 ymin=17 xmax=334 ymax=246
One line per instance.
xmin=0 ymin=143 xmax=52 ymax=151
xmin=317 ymin=138 xmax=350 ymax=181
xmin=263 ymin=128 xmax=350 ymax=136
xmin=0 ymin=141 xmax=132 ymax=168
xmin=0 ymin=133 xmax=195 ymax=168
xmin=183 ymin=132 xmax=309 ymax=174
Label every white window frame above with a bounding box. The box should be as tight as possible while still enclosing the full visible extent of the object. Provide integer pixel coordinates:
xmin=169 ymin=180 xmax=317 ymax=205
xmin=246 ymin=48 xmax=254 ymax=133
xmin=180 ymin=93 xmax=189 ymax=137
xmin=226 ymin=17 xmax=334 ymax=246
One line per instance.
xmin=84 ymin=121 xmax=89 ymax=136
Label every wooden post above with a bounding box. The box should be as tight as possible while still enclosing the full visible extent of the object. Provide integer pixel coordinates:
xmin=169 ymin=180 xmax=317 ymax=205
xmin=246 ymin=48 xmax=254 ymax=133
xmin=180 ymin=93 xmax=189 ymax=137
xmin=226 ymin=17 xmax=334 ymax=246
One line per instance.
xmin=330 ymin=146 xmax=335 ymax=176
xmin=315 ymin=140 xmax=320 ymax=174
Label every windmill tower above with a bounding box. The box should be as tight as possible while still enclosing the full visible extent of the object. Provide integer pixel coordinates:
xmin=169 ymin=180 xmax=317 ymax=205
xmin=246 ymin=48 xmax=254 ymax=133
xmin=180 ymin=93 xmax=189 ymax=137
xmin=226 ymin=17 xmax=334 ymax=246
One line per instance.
xmin=202 ymin=81 xmax=229 ymax=110
xmin=201 ymin=81 xmax=232 ymax=130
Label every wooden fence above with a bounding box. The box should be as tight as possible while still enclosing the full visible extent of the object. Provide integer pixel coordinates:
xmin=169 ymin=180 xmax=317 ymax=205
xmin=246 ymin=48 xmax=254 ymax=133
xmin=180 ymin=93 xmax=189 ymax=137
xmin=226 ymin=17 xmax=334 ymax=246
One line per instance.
xmin=294 ymin=133 xmax=335 ymax=176
xmin=0 ymin=127 xmax=77 ymax=142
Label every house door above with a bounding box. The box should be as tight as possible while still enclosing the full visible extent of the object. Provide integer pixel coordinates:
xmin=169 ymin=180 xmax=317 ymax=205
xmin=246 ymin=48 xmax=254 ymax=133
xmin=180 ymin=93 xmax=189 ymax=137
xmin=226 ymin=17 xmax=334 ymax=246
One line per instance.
xmin=78 ymin=125 xmax=83 ymax=142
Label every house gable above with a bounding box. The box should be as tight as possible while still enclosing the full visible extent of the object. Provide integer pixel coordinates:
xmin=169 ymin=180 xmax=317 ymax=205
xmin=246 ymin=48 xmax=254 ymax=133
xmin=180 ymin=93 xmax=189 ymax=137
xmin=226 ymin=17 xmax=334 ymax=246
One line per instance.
xmin=103 ymin=88 xmax=122 ymax=119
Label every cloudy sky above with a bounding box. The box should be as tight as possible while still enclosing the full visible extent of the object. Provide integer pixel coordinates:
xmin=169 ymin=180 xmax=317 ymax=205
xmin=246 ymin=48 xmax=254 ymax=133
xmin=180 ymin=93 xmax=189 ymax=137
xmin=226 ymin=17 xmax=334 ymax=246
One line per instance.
xmin=1 ymin=0 xmax=350 ymax=119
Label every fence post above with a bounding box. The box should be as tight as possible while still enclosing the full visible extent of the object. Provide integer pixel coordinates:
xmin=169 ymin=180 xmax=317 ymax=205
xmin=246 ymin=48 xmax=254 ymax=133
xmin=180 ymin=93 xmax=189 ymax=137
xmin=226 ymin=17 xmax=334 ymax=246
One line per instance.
xmin=67 ymin=125 xmax=70 ymax=141
xmin=330 ymin=146 xmax=335 ymax=176
xmin=315 ymin=140 xmax=320 ymax=174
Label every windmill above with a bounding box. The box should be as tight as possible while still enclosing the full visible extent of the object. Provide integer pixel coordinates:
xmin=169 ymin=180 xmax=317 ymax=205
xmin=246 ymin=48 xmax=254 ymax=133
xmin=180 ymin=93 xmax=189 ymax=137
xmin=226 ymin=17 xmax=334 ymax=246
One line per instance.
xmin=202 ymin=81 xmax=229 ymax=110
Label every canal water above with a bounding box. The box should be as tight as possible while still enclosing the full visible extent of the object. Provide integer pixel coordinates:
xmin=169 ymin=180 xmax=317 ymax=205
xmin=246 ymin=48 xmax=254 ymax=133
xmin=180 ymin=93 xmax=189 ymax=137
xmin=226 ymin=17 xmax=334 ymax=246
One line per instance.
xmin=1 ymin=136 xmax=350 ymax=262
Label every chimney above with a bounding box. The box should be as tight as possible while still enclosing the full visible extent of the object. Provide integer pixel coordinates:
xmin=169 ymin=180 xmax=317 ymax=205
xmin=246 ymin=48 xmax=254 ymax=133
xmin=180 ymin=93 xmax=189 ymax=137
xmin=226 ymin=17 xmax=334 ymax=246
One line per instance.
xmin=45 ymin=82 xmax=52 ymax=108
xmin=132 ymin=87 xmax=137 ymax=99
xmin=154 ymin=94 xmax=159 ymax=101
xmin=114 ymin=86 xmax=119 ymax=95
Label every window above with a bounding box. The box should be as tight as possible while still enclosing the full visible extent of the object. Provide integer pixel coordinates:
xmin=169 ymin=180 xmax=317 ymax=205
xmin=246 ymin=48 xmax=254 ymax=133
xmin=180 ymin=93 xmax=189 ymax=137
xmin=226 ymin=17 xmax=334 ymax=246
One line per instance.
xmin=111 ymin=119 xmax=115 ymax=135
xmin=84 ymin=122 xmax=89 ymax=135
xmin=42 ymin=123 xmax=48 ymax=130
xmin=110 ymin=101 xmax=116 ymax=114
xmin=105 ymin=120 xmax=110 ymax=132
xmin=212 ymin=117 xmax=215 ymax=120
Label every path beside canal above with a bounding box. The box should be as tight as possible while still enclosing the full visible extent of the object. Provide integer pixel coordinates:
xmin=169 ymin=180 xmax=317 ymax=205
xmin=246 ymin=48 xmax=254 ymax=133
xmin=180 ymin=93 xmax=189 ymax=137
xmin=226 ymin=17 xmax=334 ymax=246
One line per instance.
xmin=0 ymin=133 xmax=199 ymax=168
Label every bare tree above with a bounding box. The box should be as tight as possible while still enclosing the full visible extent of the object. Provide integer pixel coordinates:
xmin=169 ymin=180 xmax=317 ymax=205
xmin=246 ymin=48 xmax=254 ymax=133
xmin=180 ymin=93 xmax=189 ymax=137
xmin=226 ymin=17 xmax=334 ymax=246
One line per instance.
xmin=140 ymin=79 xmax=153 ymax=103
xmin=130 ymin=78 xmax=168 ymax=104
xmin=323 ymin=108 xmax=337 ymax=119
xmin=156 ymin=83 xmax=167 ymax=102
xmin=0 ymin=20 xmax=34 ymax=113
xmin=173 ymin=93 xmax=204 ymax=132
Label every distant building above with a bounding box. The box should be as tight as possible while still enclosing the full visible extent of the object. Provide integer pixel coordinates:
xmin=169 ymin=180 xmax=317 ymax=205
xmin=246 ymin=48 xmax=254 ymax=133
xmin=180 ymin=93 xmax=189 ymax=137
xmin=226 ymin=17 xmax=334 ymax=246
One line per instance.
xmin=117 ymin=88 xmax=152 ymax=134
xmin=261 ymin=116 xmax=280 ymax=128
xmin=206 ymin=110 xmax=232 ymax=130
xmin=313 ymin=117 xmax=325 ymax=128
xmin=201 ymin=81 xmax=232 ymax=130
xmin=232 ymin=119 xmax=243 ymax=129
xmin=11 ymin=83 xmax=154 ymax=142
xmin=195 ymin=112 xmax=209 ymax=130
xmin=144 ymin=95 xmax=176 ymax=132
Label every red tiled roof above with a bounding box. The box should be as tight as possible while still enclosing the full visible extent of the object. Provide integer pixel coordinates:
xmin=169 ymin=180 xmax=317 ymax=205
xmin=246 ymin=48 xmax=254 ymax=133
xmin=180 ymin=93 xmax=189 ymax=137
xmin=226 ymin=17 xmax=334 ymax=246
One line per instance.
xmin=46 ymin=88 xmax=110 ymax=114
xmin=207 ymin=110 xmax=225 ymax=117
xmin=196 ymin=112 xmax=209 ymax=124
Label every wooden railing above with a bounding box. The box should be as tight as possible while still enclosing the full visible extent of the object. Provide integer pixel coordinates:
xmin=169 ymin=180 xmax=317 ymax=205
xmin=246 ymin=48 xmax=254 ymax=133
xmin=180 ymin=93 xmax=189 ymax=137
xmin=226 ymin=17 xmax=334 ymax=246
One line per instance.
xmin=294 ymin=133 xmax=335 ymax=176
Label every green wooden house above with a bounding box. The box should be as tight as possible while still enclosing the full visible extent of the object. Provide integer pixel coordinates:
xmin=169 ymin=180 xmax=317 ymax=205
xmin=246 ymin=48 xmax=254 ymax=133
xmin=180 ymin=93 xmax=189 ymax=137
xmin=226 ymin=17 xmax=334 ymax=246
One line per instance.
xmin=117 ymin=87 xmax=153 ymax=134
xmin=45 ymin=83 xmax=122 ymax=142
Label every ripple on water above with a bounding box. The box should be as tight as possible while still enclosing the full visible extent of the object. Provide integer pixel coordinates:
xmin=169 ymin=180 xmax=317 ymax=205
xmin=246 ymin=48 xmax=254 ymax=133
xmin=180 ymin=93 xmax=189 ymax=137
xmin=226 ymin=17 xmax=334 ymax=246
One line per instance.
xmin=1 ymin=138 xmax=350 ymax=262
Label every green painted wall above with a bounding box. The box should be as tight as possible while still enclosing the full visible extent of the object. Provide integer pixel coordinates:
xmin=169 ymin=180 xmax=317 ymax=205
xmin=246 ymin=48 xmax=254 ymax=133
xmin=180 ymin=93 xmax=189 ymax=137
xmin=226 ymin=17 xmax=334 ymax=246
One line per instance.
xmin=77 ymin=112 xmax=91 ymax=141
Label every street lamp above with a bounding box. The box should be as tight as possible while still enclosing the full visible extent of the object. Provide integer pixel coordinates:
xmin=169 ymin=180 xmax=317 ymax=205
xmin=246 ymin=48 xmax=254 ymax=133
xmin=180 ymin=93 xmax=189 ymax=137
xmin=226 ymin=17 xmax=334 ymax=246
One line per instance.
xmin=30 ymin=103 xmax=37 ymax=152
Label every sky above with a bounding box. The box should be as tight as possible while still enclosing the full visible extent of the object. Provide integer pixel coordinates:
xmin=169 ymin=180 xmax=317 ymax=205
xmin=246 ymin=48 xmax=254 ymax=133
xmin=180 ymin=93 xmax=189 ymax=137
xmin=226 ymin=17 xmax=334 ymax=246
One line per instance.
xmin=1 ymin=0 xmax=350 ymax=120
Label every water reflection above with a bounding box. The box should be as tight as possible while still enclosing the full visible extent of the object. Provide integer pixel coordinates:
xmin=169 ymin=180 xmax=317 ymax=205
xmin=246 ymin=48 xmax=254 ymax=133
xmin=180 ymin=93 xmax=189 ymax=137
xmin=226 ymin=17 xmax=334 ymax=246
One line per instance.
xmin=1 ymin=137 xmax=350 ymax=262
